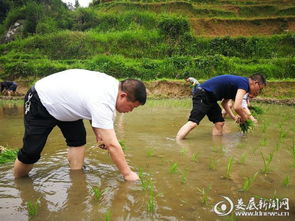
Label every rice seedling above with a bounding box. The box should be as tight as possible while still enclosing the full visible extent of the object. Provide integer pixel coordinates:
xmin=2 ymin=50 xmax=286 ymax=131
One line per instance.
xmin=196 ymin=185 xmax=212 ymax=206
xmin=223 ymin=157 xmax=234 ymax=179
xmin=259 ymin=137 xmax=268 ymax=146
xmin=239 ymin=120 xmax=254 ymax=133
xmin=138 ymin=168 xmax=153 ymax=191
xmin=147 ymin=184 xmax=156 ymax=213
xmin=191 ymin=152 xmax=199 ymax=162
xmin=0 ymin=146 xmax=17 ymax=164
xmin=282 ymin=175 xmax=290 ymax=187
xmin=209 ymin=159 xmax=217 ymax=171
xmin=180 ymin=169 xmax=188 ymax=184
xmin=241 ymin=172 xmax=258 ymax=192
xmin=249 ymin=105 xmax=263 ymax=115
xmin=211 ymin=145 xmax=223 ymax=153
xmin=180 ymin=148 xmax=188 ymax=156
xmin=260 ymin=152 xmax=274 ymax=174
xmin=147 ymin=148 xmax=155 ymax=157
xmin=91 ymin=186 xmax=102 ymax=200
xmin=169 ymin=162 xmax=178 ymax=174
xmin=27 ymin=198 xmax=41 ymax=218
xmin=279 ymin=129 xmax=287 ymax=142
xmin=239 ymin=152 xmax=247 ymax=164
xmin=104 ymin=210 xmax=111 ymax=221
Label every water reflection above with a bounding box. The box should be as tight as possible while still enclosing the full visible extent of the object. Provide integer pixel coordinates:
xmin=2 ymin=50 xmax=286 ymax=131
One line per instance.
xmin=1 ymin=103 xmax=21 ymax=117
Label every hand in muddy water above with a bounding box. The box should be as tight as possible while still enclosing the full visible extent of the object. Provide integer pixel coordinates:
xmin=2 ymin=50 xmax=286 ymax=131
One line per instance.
xmin=124 ymin=171 xmax=139 ymax=181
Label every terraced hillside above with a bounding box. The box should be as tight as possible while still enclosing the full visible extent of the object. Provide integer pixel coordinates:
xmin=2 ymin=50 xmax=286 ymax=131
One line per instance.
xmin=0 ymin=0 xmax=294 ymax=81
xmin=94 ymin=0 xmax=295 ymax=36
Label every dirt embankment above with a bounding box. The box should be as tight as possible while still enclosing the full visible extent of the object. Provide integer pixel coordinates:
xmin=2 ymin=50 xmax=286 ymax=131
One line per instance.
xmin=1 ymin=80 xmax=295 ymax=105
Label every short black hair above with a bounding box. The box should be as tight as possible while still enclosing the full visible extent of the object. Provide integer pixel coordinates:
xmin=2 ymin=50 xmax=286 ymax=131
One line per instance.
xmin=249 ymin=74 xmax=266 ymax=86
xmin=120 ymin=79 xmax=147 ymax=105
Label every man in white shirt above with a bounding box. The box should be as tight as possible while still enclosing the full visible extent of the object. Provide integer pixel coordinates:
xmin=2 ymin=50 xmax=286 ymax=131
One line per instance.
xmin=13 ymin=69 xmax=147 ymax=181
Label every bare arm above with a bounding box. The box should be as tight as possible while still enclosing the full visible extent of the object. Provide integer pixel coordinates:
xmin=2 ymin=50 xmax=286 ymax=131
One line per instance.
xmin=221 ymin=99 xmax=236 ymax=121
xmin=233 ymin=89 xmax=248 ymax=123
xmin=93 ymin=127 xmax=139 ymax=181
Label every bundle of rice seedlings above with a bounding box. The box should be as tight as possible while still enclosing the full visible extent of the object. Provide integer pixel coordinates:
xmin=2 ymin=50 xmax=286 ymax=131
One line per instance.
xmin=239 ymin=120 xmax=254 ymax=133
xmin=249 ymin=106 xmax=264 ymax=115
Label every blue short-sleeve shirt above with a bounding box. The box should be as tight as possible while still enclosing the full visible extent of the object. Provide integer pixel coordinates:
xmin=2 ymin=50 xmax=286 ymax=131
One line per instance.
xmin=200 ymin=75 xmax=249 ymax=101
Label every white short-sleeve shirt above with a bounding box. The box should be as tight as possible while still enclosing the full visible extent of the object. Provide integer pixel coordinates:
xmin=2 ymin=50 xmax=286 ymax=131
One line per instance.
xmin=35 ymin=69 xmax=119 ymax=129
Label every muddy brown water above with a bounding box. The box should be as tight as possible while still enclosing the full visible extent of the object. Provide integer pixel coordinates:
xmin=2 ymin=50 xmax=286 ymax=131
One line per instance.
xmin=0 ymin=99 xmax=294 ymax=221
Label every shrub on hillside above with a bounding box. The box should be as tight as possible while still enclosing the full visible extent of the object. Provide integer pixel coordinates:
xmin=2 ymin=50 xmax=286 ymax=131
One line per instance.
xmin=23 ymin=1 xmax=43 ymax=35
xmin=73 ymin=8 xmax=99 ymax=31
xmin=158 ymin=16 xmax=190 ymax=39
xmin=36 ymin=17 xmax=59 ymax=34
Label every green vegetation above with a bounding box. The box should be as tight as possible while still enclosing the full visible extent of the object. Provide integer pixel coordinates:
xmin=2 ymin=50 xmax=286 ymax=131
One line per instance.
xmin=0 ymin=146 xmax=17 ymax=164
xmin=0 ymin=0 xmax=294 ymax=81
xmin=196 ymin=185 xmax=212 ymax=205
xmin=90 ymin=186 xmax=102 ymax=200
xmin=104 ymin=211 xmax=112 ymax=221
xmin=241 ymin=172 xmax=258 ymax=192
xmin=249 ymin=105 xmax=264 ymax=115
xmin=239 ymin=120 xmax=254 ymax=133
xmin=282 ymin=175 xmax=290 ymax=187
xmin=169 ymin=162 xmax=178 ymax=174
xmin=260 ymin=151 xmax=274 ymax=174
xmin=224 ymin=157 xmax=234 ymax=179
xmin=27 ymin=198 xmax=41 ymax=218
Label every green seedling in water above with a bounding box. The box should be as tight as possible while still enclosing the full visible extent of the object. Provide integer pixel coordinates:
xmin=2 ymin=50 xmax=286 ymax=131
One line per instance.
xmin=196 ymin=185 xmax=212 ymax=205
xmin=91 ymin=186 xmax=102 ymax=200
xmin=260 ymin=152 xmax=274 ymax=174
xmin=239 ymin=120 xmax=254 ymax=133
xmin=27 ymin=198 xmax=41 ymax=218
xmin=241 ymin=172 xmax=258 ymax=192
xmin=147 ymin=148 xmax=155 ymax=157
xmin=0 ymin=146 xmax=17 ymax=164
xmin=147 ymin=184 xmax=157 ymax=213
xmin=169 ymin=162 xmax=178 ymax=174
xmin=209 ymin=159 xmax=217 ymax=171
xmin=138 ymin=168 xmax=153 ymax=191
xmin=259 ymin=137 xmax=268 ymax=146
xmin=180 ymin=148 xmax=188 ymax=156
xmin=104 ymin=210 xmax=111 ymax=221
xmin=279 ymin=129 xmax=287 ymax=142
xmin=180 ymin=169 xmax=188 ymax=184
xmin=192 ymin=153 xmax=199 ymax=162
xmin=282 ymin=175 xmax=290 ymax=187
xmin=212 ymin=145 xmax=223 ymax=153
xmin=223 ymin=157 xmax=234 ymax=179
xmin=239 ymin=152 xmax=247 ymax=164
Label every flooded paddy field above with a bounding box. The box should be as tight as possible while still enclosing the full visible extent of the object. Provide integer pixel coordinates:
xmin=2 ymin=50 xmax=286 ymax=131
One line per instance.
xmin=0 ymin=99 xmax=294 ymax=221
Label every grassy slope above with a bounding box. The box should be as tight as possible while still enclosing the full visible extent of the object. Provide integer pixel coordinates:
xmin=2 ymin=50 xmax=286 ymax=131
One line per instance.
xmin=0 ymin=0 xmax=294 ymax=82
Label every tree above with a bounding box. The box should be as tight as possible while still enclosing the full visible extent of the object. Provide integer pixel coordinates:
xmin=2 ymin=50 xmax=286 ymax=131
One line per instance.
xmin=75 ymin=0 xmax=80 ymax=8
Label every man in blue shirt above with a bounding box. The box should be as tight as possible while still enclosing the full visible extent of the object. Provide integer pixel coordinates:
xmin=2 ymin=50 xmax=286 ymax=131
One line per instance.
xmin=0 ymin=81 xmax=17 ymax=96
xmin=176 ymin=74 xmax=266 ymax=140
